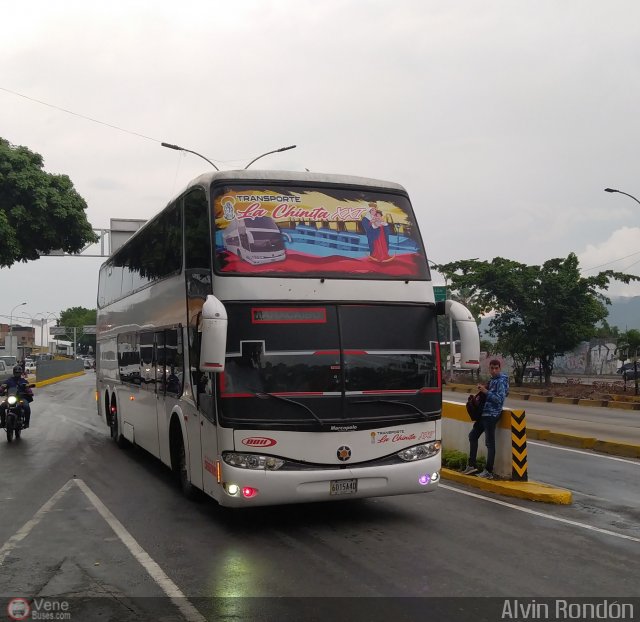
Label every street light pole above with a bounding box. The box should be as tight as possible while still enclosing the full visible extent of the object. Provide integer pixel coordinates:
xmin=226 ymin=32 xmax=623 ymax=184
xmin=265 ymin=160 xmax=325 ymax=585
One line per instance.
xmin=161 ymin=142 xmax=220 ymax=171
xmin=245 ymin=145 xmax=296 ymax=169
xmin=8 ymin=302 xmax=27 ymax=358
xmin=604 ymin=188 xmax=640 ymax=207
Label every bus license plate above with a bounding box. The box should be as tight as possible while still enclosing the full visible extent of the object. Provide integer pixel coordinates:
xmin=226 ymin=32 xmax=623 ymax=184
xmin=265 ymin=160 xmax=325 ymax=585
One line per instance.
xmin=330 ymin=479 xmax=357 ymax=495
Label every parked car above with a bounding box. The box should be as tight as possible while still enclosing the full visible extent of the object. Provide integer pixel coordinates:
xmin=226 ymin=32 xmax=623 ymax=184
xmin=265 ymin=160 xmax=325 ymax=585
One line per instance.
xmin=523 ymin=366 xmax=543 ymax=379
xmin=0 ymin=360 xmax=8 ymax=383
xmin=83 ymin=358 xmax=95 ymax=370
xmin=0 ymin=355 xmax=18 ymax=368
xmin=617 ymin=363 xmax=635 ymax=375
xmin=24 ymin=361 xmax=36 ymax=374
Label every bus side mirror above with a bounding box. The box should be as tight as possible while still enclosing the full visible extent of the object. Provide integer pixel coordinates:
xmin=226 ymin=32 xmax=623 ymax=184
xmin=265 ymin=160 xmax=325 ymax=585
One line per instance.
xmin=442 ymin=299 xmax=480 ymax=371
xmin=199 ymin=295 xmax=228 ymax=373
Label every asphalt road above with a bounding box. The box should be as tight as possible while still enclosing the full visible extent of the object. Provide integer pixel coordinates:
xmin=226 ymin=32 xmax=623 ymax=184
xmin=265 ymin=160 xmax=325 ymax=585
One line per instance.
xmin=0 ymin=375 xmax=639 ymax=621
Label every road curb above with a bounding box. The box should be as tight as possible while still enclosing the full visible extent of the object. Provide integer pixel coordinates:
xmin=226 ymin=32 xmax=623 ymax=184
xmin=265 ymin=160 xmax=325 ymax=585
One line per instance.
xmin=528 ymin=427 xmax=640 ymax=459
xmin=34 ymin=371 xmax=86 ymax=388
xmin=445 ymin=383 xmax=640 ymax=410
xmin=441 ymin=468 xmax=573 ymax=504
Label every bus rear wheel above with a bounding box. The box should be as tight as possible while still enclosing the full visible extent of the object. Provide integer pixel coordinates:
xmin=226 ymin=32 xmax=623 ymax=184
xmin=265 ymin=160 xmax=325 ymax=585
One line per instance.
xmin=110 ymin=407 xmax=128 ymax=448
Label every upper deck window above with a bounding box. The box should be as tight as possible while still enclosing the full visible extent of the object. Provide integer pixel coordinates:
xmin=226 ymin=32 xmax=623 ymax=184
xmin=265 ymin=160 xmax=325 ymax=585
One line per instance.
xmin=212 ymin=184 xmax=428 ymax=280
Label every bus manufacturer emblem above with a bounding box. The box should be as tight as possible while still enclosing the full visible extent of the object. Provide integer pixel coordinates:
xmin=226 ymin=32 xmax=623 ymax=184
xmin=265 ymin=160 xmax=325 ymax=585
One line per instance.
xmin=242 ymin=437 xmax=277 ymax=447
xmin=337 ymin=445 xmax=351 ymax=461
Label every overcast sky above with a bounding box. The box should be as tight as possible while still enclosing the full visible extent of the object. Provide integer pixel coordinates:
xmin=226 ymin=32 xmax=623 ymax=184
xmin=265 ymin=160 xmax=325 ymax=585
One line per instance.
xmin=2 ymin=0 xmax=640 ymax=341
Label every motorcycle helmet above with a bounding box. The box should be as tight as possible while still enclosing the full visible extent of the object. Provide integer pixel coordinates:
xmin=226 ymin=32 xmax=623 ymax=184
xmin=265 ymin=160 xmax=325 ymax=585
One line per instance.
xmin=12 ymin=365 xmax=23 ymax=378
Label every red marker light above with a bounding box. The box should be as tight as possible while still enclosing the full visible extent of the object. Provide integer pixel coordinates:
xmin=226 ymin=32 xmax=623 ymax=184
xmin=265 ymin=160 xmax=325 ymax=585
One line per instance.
xmin=242 ymin=487 xmax=258 ymax=499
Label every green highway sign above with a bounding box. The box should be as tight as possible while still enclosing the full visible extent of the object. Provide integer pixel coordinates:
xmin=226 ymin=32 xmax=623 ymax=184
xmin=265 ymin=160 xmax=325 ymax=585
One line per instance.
xmin=434 ymin=286 xmax=447 ymax=302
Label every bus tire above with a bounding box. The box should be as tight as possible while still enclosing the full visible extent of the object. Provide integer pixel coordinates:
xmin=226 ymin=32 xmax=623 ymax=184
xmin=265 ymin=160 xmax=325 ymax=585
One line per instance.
xmin=110 ymin=402 xmax=128 ymax=449
xmin=172 ymin=431 xmax=200 ymax=501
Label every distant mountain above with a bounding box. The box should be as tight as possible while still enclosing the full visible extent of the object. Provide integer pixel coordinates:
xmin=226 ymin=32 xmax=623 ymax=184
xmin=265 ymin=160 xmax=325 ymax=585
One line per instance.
xmin=605 ymin=296 xmax=640 ymax=331
xmin=478 ymin=295 xmax=640 ymax=337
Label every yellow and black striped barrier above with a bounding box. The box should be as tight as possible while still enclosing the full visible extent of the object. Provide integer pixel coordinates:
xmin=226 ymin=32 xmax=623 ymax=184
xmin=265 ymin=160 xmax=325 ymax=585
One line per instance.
xmin=510 ymin=409 xmax=528 ymax=481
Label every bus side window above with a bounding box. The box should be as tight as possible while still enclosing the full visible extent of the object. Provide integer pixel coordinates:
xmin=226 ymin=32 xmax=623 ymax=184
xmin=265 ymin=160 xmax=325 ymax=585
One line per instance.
xmin=165 ymin=328 xmax=183 ymax=396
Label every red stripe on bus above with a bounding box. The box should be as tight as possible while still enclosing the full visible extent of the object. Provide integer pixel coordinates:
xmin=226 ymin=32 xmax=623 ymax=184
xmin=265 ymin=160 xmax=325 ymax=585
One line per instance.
xmin=313 ymin=350 xmax=367 ymax=355
xmin=361 ymin=389 xmax=420 ymax=395
xmin=204 ymin=362 xmax=223 ymax=368
xmin=221 ymin=391 xmax=328 ymax=398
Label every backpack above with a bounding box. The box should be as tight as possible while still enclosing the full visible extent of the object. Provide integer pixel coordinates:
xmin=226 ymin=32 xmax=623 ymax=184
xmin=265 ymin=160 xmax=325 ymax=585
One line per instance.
xmin=465 ymin=391 xmax=486 ymax=421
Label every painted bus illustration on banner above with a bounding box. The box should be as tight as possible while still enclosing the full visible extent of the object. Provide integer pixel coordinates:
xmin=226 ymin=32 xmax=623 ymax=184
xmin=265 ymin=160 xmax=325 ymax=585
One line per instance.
xmin=214 ymin=186 xmax=426 ymax=279
xmin=222 ymin=215 xmax=288 ymax=265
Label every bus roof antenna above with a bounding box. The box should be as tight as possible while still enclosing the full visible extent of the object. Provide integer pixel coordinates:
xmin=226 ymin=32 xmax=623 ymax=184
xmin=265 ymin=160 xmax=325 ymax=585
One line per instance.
xmin=245 ymin=145 xmax=296 ymax=170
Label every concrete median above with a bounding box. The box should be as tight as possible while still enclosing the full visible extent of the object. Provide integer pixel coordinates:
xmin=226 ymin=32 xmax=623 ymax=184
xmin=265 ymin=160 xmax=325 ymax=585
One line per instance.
xmin=441 ymin=469 xmax=573 ymax=504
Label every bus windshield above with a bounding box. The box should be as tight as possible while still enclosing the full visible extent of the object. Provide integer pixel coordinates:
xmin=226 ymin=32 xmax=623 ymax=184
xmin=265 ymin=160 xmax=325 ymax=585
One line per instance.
xmin=218 ymin=304 xmax=440 ymax=429
xmin=213 ymin=184 xmax=429 ymax=280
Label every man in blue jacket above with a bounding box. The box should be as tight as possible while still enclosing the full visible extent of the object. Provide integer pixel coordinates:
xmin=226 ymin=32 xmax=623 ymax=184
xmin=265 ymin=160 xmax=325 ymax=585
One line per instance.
xmin=462 ymin=359 xmax=510 ymax=479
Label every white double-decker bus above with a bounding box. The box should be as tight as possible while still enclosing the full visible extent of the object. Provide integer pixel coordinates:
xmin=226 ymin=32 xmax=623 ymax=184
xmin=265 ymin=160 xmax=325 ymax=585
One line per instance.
xmin=96 ymin=170 xmax=479 ymax=507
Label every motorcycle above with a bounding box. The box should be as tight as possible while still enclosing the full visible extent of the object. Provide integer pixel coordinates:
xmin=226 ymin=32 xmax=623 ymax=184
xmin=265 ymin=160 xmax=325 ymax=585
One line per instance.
xmin=1 ymin=385 xmax=33 ymax=443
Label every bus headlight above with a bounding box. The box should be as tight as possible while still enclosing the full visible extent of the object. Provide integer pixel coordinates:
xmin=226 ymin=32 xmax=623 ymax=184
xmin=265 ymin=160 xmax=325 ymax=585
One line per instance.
xmin=397 ymin=441 xmax=441 ymax=462
xmin=223 ymin=452 xmax=285 ymax=471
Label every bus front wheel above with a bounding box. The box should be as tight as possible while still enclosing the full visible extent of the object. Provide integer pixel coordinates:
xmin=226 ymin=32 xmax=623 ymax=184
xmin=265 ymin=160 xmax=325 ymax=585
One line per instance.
xmin=172 ymin=432 xmax=200 ymax=501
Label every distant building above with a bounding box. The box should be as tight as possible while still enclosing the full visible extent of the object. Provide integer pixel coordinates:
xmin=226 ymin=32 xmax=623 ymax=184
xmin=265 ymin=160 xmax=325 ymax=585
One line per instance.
xmin=0 ymin=323 xmax=36 ymax=359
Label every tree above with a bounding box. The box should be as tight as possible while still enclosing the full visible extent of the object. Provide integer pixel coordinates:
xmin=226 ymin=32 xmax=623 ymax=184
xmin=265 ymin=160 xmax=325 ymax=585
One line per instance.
xmin=57 ymin=307 xmax=97 ymax=355
xmin=0 ymin=137 xmax=98 ymax=267
xmin=592 ymin=320 xmax=620 ymax=340
xmin=616 ymin=329 xmax=640 ymax=395
xmin=438 ymin=253 xmax=639 ymax=386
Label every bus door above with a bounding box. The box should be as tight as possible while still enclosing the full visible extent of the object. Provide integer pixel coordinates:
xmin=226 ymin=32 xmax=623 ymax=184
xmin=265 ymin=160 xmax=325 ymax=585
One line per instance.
xmin=198 ymin=373 xmax=219 ymax=497
xmin=156 ymin=327 xmax=202 ymax=484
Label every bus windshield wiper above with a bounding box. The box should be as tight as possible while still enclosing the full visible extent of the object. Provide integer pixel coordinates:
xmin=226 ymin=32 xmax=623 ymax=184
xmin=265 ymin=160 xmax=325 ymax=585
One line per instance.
xmin=354 ymin=399 xmax=427 ymax=418
xmin=253 ymin=391 xmax=325 ymax=425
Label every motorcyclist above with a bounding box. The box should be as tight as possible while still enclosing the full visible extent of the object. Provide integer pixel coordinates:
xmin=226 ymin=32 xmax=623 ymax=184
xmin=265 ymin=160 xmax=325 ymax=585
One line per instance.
xmin=0 ymin=365 xmax=34 ymax=429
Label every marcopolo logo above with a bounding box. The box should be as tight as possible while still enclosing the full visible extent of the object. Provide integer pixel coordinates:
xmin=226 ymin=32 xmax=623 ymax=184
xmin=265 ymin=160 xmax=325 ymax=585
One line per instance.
xmin=241 ymin=437 xmax=277 ymax=447
xmin=7 ymin=598 xmax=30 ymax=621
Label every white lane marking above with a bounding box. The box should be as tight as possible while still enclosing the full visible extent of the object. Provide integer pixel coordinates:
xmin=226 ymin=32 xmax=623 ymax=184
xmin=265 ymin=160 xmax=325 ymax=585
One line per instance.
xmin=0 ymin=480 xmax=75 ymax=565
xmin=527 ymin=440 xmax=640 ymax=465
xmin=74 ymin=479 xmax=206 ymax=622
xmin=439 ymin=483 xmax=640 ymax=544
xmin=0 ymin=478 xmax=205 ymax=621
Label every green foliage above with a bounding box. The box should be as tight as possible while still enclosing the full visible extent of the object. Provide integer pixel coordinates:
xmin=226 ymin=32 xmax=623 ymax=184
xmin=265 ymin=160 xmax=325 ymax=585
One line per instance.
xmin=442 ymin=448 xmax=485 ymax=471
xmin=593 ymin=320 xmax=620 ymax=340
xmin=0 ymin=137 xmax=98 ymax=267
xmin=57 ymin=307 xmax=97 ymax=354
xmin=438 ymin=253 xmax=639 ymax=385
xmin=617 ymin=329 xmax=640 ymax=362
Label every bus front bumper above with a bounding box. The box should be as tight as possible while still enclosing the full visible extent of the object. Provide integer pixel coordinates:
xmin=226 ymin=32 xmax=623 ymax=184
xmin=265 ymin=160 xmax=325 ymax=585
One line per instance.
xmin=216 ymin=456 xmax=441 ymax=507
